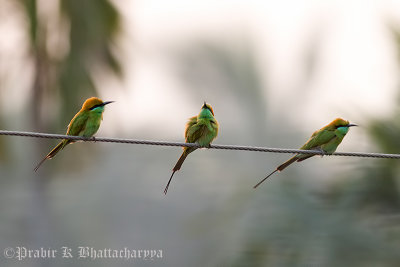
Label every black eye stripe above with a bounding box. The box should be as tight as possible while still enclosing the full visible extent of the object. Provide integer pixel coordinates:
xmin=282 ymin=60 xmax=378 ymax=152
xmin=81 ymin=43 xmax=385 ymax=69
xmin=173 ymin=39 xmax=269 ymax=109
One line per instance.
xmin=205 ymin=106 xmax=214 ymax=115
xmin=202 ymin=103 xmax=214 ymax=115
xmin=89 ymin=104 xmax=103 ymax=110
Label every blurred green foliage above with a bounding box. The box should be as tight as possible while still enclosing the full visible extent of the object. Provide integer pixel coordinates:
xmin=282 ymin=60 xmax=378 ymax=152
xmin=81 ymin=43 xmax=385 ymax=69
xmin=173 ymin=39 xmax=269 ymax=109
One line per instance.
xmin=0 ymin=2 xmax=123 ymax=267
xmin=1 ymin=2 xmax=400 ymax=266
xmin=224 ymin=27 xmax=400 ymax=267
xmin=59 ymin=0 xmax=122 ymax=113
xmin=171 ymin=39 xmax=268 ymax=143
xmin=347 ymin=28 xmax=400 ymax=214
xmin=18 ymin=0 xmax=122 ymax=129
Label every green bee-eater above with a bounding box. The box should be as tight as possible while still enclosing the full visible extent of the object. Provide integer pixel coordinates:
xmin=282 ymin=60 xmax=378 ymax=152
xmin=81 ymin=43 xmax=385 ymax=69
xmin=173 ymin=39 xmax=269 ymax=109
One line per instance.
xmin=34 ymin=97 xmax=114 ymax=171
xmin=164 ymin=102 xmax=219 ymax=194
xmin=254 ymin=118 xmax=357 ymax=188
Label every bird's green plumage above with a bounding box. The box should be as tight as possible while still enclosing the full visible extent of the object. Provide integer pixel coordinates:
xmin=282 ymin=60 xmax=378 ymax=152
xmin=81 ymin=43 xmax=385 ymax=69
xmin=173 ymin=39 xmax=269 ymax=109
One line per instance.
xmin=254 ymin=118 xmax=356 ymax=188
xmin=294 ymin=119 xmax=352 ymax=161
xmin=34 ymin=97 xmax=113 ymax=171
xmin=67 ymin=106 xmax=104 ymax=138
xmin=185 ymin=108 xmax=218 ymax=148
xmin=164 ymin=102 xmax=219 ymax=194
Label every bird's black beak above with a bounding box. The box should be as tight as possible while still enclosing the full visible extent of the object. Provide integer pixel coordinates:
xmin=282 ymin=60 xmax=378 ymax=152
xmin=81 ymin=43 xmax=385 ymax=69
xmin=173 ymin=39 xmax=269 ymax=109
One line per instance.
xmin=348 ymin=124 xmax=358 ymax=127
xmin=102 ymin=101 xmax=115 ymax=106
xmin=202 ymin=101 xmax=207 ymax=108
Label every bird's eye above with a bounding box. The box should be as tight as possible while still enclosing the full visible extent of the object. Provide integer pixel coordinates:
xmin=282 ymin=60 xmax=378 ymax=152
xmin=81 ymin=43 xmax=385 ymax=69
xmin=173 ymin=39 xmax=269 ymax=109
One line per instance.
xmin=90 ymin=104 xmax=102 ymax=110
xmin=205 ymin=106 xmax=214 ymax=115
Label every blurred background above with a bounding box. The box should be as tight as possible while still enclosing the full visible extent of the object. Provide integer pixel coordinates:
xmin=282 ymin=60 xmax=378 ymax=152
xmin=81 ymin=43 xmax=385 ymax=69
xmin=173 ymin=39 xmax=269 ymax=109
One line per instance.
xmin=1 ymin=0 xmax=400 ymax=266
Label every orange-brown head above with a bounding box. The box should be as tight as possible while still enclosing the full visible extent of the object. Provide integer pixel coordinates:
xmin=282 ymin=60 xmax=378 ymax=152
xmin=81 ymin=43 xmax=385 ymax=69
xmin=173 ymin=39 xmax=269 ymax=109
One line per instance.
xmin=201 ymin=101 xmax=215 ymax=116
xmin=81 ymin=97 xmax=114 ymax=111
xmin=326 ymin=118 xmax=357 ymax=130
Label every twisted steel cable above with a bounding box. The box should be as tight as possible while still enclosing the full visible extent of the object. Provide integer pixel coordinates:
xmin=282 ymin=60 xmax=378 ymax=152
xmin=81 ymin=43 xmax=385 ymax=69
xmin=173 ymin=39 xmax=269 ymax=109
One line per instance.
xmin=0 ymin=130 xmax=399 ymax=159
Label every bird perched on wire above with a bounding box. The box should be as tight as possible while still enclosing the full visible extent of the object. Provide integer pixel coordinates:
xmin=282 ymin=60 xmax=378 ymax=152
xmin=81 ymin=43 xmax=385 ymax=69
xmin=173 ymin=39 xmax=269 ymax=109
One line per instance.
xmin=34 ymin=97 xmax=114 ymax=171
xmin=254 ymin=118 xmax=357 ymax=188
xmin=164 ymin=102 xmax=219 ymax=194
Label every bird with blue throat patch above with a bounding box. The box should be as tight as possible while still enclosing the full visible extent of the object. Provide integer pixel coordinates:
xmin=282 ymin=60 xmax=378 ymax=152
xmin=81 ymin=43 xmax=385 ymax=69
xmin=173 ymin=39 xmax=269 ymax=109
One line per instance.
xmin=253 ymin=118 xmax=357 ymax=188
xmin=34 ymin=97 xmax=114 ymax=171
xmin=164 ymin=102 xmax=219 ymax=194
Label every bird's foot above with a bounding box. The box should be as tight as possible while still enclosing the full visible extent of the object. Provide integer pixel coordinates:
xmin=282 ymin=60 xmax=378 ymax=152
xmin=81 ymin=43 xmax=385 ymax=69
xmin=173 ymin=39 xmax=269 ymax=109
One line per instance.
xmin=85 ymin=136 xmax=96 ymax=142
xmin=315 ymin=148 xmax=327 ymax=157
xmin=198 ymin=143 xmax=211 ymax=149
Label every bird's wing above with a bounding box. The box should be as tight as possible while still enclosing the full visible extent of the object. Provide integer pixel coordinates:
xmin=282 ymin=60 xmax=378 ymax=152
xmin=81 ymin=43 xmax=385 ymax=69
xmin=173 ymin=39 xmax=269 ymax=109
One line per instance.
xmin=184 ymin=116 xmax=198 ymax=142
xmin=300 ymin=129 xmax=336 ymax=150
xmin=209 ymin=118 xmax=219 ymax=136
xmin=187 ymin=123 xmax=209 ymax=144
xmin=66 ymin=111 xmax=89 ymax=136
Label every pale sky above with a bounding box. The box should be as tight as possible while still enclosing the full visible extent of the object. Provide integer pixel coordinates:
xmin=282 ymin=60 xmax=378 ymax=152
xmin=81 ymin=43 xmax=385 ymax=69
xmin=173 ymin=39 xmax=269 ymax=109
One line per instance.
xmin=112 ymin=0 xmax=400 ymax=129
xmin=2 ymin=0 xmax=400 ymax=150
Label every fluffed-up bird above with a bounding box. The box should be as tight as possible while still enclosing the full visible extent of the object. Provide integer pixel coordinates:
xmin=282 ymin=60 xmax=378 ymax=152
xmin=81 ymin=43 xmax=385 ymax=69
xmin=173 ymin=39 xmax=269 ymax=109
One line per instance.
xmin=254 ymin=118 xmax=357 ymax=188
xmin=164 ymin=102 xmax=219 ymax=194
xmin=34 ymin=97 xmax=114 ymax=171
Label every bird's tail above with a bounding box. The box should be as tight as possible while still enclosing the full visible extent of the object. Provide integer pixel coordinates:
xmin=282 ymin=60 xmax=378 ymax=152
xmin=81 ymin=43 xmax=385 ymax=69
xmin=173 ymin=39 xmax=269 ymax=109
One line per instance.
xmin=173 ymin=151 xmax=188 ymax=172
xmin=295 ymin=154 xmax=314 ymax=162
xmin=253 ymin=169 xmax=278 ymax=188
xmin=164 ymin=152 xmax=187 ymax=195
xmin=276 ymin=156 xmax=298 ymax=171
xmin=164 ymin=148 xmax=196 ymax=195
xmin=254 ymin=156 xmax=299 ymax=188
xmin=34 ymin=140 xmax=70 ymax=172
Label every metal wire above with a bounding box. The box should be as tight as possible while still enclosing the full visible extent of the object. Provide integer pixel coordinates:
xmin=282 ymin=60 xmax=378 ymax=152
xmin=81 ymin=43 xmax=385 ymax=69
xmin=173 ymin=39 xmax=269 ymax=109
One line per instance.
xmin=0 ymin=130 xmax=399 ymax=159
